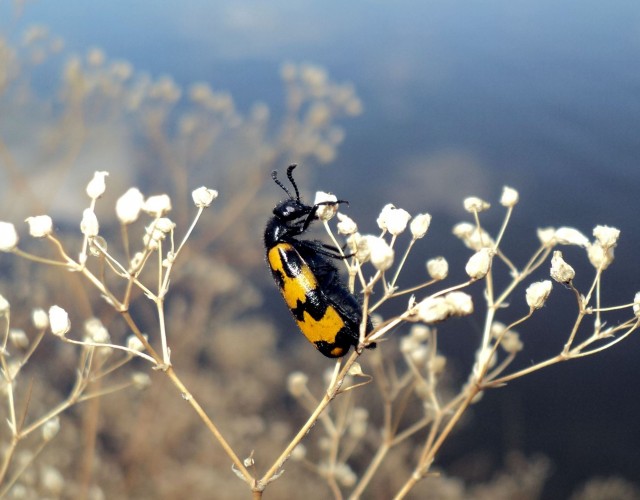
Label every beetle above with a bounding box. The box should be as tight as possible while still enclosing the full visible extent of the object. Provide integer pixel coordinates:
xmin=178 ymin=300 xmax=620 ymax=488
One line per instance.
xmin=264 ymin=164 xmax=374 ymax=358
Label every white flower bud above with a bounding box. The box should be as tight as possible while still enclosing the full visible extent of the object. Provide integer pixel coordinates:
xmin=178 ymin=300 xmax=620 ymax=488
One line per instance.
xmin=40 ymin=466 xmax=64 ymax=495
xmin=409 ymin=325 xmax=431 ymax=341
xmin=86 ymin=171 xmax=109 ymax=199
xmin=336 ymin=212 xmax=358 ymax=235
xmin=410 ymin=213 xmax=431 ymax=239
xmin=10 ymin=329 xmax=29 ymax=349
xmin=335 ymin=463 xmax=357 ymax=488
xmin=84 ymin=318 xmax=110 ymax=343
xmin=287 ymin=371 xmax=308 ymax=397
xmin=525 ymin=280 xmax=553 ymax=310
xmin=116 ymin=188 xmax=145 ymax=224
xmin=593 ymin=225 xmax=620 ymax=249
xmin=550 ymin=250 xmax=575 ymax=284
xmin=80 ymin=208 xmax=99 ymax=237
xmin=314 ymin=191 xmax=339 ymax=221
xmin=452 ymin=222 xmax=494 ymax=250
xmin=500 ymin=186 xmax=519 ymax=207
xmin=376 ymin=204 xmax=395 ymax=231
xmin=0 ymin=222 xmax=19 ymax=251
xmin=385 ymin=207 xmax=411 ymax=236
xmin=25 ymin=215 xmax=53 ymax=238
xmin=417 ymin=297 xmax=451 ymax=323
xmin=367 ymin=236 xmax=394 ymax=271
xmin=445 ymin=291 xmax=474 ymax=316
xmin=132 ymin=372 xmax=151 ymax=390
xmin=501 ymin=331 xmax=523 ymax=353
xmin=42 ymin=416 xmax=60 ymax=441
xmin=554 ymin=227 xmax=589 ymax=247
xmin=0 ymin=295 xmax=9 ymax=314
xmin=143 ymin=194 xmax=172 ymax=217
xmin=48 ymin=305 xmax=70 ymax=337
xmin=192 ymin=186 xmax=218 ymax=208
xmin=426 ymin=256 xmax=448 ymax=280
xmin=290 ymin=444 xmax=306 ymax=461
xmin=154 ymin=217 xmax=176 ymax=234
xmin=32 ymin=308 xmax=49 ymax=329
xmin=633 ymin=292 xmax=640 ymax=318
xmin=587 ymin=243 xmax=614 ymax=270
xmin=465 ymin=248 xmax=493 ymax=280
xmin=127 ymin=334 xmax=147 ymax=352
xmin=537 ymin=227 xmax=556 ymax=246
xmin=347 ymin=233 xmax=369 ymax=262
xmin=463 ymin=196 xmax=490 ymax=213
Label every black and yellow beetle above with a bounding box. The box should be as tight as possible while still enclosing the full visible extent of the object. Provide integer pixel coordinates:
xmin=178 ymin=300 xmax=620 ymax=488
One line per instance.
xmin=265 ymin=165 xmax=374 ymax=358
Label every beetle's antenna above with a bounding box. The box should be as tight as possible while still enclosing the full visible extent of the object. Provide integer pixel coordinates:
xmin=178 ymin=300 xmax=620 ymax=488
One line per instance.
xmin=286 ymin=164 xmax=301 ymax=201
xmin=271 ymin=170 xmax=293 ymax=199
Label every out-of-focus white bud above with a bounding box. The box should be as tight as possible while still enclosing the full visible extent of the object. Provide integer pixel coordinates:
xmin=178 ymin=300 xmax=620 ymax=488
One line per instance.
xmin=0 ymin=222 xmax=19 ymax=251
xmin=336 ymin=212 xmax=358 ymax=235
xmin=410 ymin=213 xmax=432 ymax=239
xmin=0 ymin=295 xmax=9 ymax=314
xmin=463 ymin=196 xmax=490 ymax=213
xmin=80 ymin=208 xmax=99 ymax=237
xmin=426 ymin=257 xmax=448 ymax=281
xmin=314 ymin=191 xmax=339 ymax=221
xmin=49 ymin=305 xmax=70 ymax=337
xmin=10 ymin=329 xmax=29 ymax=349
xmin=525 ymin=280 xmax=552 ymax=310
xmin=26 ymin=215 xmax=53 ymax=238
xmin=367 ymin=236 xmax=394 ymax=271
xmin=633 ymin=292 xmax=640 ymax=318
xmin=290 ymin=444 xmax=306 ymax=461
xmin=143 ymin=194 xmax=172 ymax=217
xmin=593 ymin=225 xmax=620 ymax=249
xmin=127 ymin=334 xmax=147 ymax=352
xmin=500 ymin=186 xmax=519 ymax=207
xmin=132 ymin=372 xmax=151 ymax=390
xmin=154 ymin=217 xmax=176 ymax=234
xmin=550 ymin=250 xmax=575 ymax=284
xmin=554 ymin=227 xmax=589 ymax=247
xmin=86 ymin=171 xmax=109 ymax=199
xmin=347 ymin=233 xmax=369 ymax=262
xmin=32 ymin=308 xmax=49 ymax=329
xmin=42 ymin=416 xmax=60 ymax=441
xmin=452 ymin=222 xmax=494 ymax=250
xmin=501 ymin=331 xmax=523 ymax=353
xmin=192 ymin=186 xmax=218 ymax=208
xmin=465 ymin=248 xmax=493 ymax=280
xmin=116 ymin=188 xmax=145 ymax=224
xmin=287 ymin=371 xmax=308 ymax=397
xmin=84 ymin=318 xmax=110 ymax=344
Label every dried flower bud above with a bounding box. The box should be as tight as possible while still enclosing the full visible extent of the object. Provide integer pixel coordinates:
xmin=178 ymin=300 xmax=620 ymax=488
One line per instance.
xmin=290 ymin=444 xmax=306 ymax=461
xmin=386 ymin=207 xmax=411 ymax=236
xmin=86 ymin=171 xmax=109 ymax=199
xmin=116 ymin=188 xmax=145 ymax=224
xmin=501 ymin=331 xmax=523 ymax=353
xmin=335 ymin=463 xmax=357 ymax=488
xmin=409 ymin=325 xmax=430 ymax=341
xmin=41 ymin=466 xmax=64 ymax=494
xmin=314 ymin=191 xmax=339 ymax=221
xmin=426 ymin=256 xmax=448 ymax=280
xmin=537 ymin=227 xmax=556 ymax=246
xmin=287 ymin=371 xmax=308 ymax=397
xmin=336 ymin=212 xmax=358 ymax=235
xmin=26 ymin=215 xmax=53 ymax=238
xmin=593 ymin=225 xmax=620 ymax=249
xmin=32 ymin=308 xmax=48 ymax=329
xmin=633 ymin=292 xmax=640 ymax=318
xmin=347 ymin=233 xmax=369 ymax=262
xmin=80 ymin=208 xmax=99 ymax=237
xmin=465 ymin=248 xmax=493 ymax=280
xmin=376 ymin=204 xmax=395 ymax=231
xmin=42 ymin=416 xmax=60 ymax=441
xmin=452 ymin=222 xmax=494 ymax=250
xmin=192 ymin=186 xmax=218 ymax=208
xmin=410 ymin=213 xmax=432 ymax=239
xmin=525 ymin=280 xmax=553 ymax=310
xmin=143 ymin=194 xmax=172 ymax=217
xmin=416 ymin=297 xmax=451 ymax=323
xmin=154 ymin=217 xmax=176 ymax=234
xmin=550 ymin=250 xmax=575 ymax=284
xmin=500 ymin=186 xmax=519 ymax=207
xmin=367 ymin=236 xmax=394 ymax=271
xmin=445 ymin=291 xmax=474 ymax=316
xmin=48 ymin=305 xmax=71 ymax=337
xmin=554 ymin=227 xmax=589 ymax=247
xmin=463 ymin=196 xmax=490 ymax=213
xmin=587 ymin=243 xmax=614 ymax=270
xmin=0 ymin=222 xmax=19 ymax=251
xmin=10 ymin=329 xmax=29 ymax=349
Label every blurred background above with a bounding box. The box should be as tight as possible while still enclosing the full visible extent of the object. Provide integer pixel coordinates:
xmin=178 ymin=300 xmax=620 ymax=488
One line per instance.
xmin=1 ymin=0 xmax=639 ymax=498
